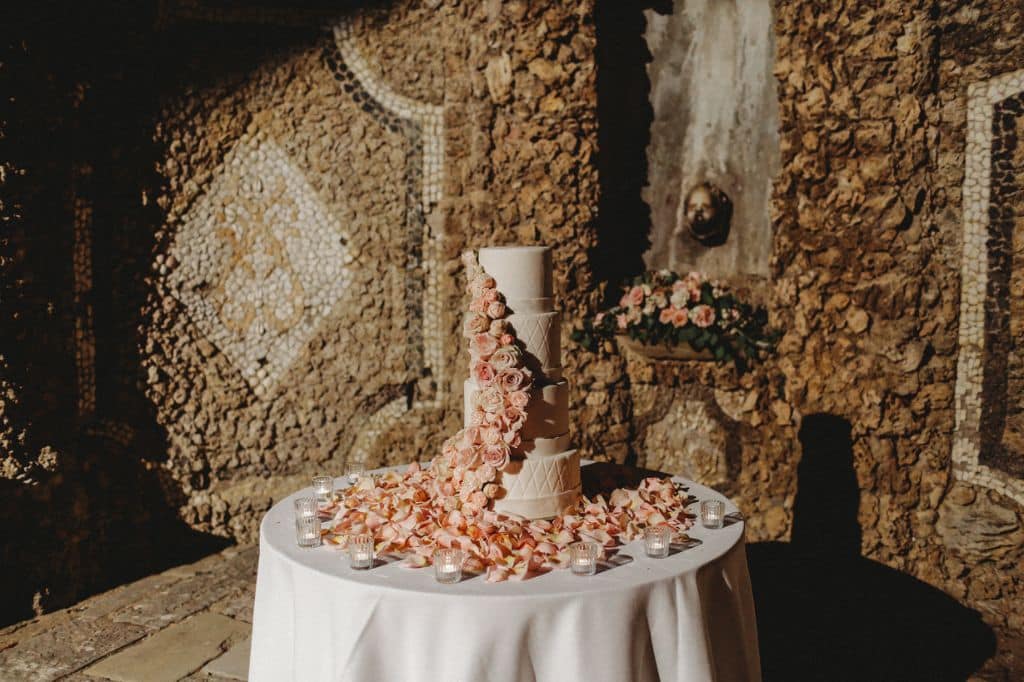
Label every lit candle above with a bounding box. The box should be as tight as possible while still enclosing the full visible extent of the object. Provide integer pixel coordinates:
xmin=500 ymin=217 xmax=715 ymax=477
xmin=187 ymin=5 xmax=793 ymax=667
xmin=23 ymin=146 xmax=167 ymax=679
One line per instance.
xmin=312 ymin=475 xmax=333 ymax=509
xmin=349 ymin=534 xmax=374 ymax=569
xmin=570 ymin=541 xmax=599 ymax=576
xmin=293 ymin=497 xmax=321 ymax=548
xmin=644 ymin=526 xmax=671 ymax=558
xmin=433 ymin=548 xmax=463 ymax=584
xmin=700 ymin=499 xmax=725 ymax=529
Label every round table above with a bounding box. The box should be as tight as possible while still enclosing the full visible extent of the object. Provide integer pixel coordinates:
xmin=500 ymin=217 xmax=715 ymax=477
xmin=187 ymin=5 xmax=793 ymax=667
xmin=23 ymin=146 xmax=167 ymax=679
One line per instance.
xmin=249 ymin=464 xmax=761 ymax=682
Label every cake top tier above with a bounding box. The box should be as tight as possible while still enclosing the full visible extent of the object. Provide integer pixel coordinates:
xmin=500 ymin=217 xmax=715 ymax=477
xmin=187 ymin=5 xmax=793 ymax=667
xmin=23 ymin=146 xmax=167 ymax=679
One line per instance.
xmin=478 ymin=246 xmax=553 ymax=306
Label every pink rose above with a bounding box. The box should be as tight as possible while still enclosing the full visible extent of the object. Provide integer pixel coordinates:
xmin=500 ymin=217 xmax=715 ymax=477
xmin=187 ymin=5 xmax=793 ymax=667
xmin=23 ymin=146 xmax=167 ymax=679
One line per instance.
xmin=471 ymin=333 xmax=499 ymax=359
xmin=473 ymin=360 xmax=496 ymax=386
xmin=499 ymin=333 xmax=515 ymax=346
xmin=489 ymin=319 xmax=512 ymax=337
xmin=486 ymin=301 xmax=507 ymax=319
xmin=482 ymin=483 xmax=500 ymax=499
xmin=504 ymin=431 xmax=522 ymax=448
xmin=477 ymin=464 xmax=497 ymax=483
xmin=462 ymin=426 xmax=482 ymax=446
xmin=659 ymin=308 xmax=674 ymax=325
xmin=616 ymin=313 xmax=628 ymax=330
xmin=626 ymin=285 xmax=644 ymax=307
xmin=497 ymin=368 xmax=531 ymax=392
xmin=464 ymin=313 xmax=490 ymax=335
xmin=456 ymin=445 xmax=478 ymax=468
xmin=480 ymin=425 xmax=502 ymax=445
xmin=684 ymin=272 xmax=702 ymax=302
xmin=691 ymin=304 xmax=715 ymax=328
xmin=481 ymin=443 xmax=511 ymax=469
xmin=469 ymin=297 xmax=486 ymax=313
xmin=468 ymin=491 xmax=488 ymax=508
xmin=508 ymin=390 xmax=530 ymax=409
xmin=469 ymin=273 xmax=496 ymax=297
xmin=671 ymin=307 xmax=689 ymax=327
xmin=619 ymin=293 xmax=631 ymax=307
xmin=469 ymin=408 xmax=487 ymax=426
xmin=502 ymin=405 xmax=526 ymax=430
xmin=481 ymin=288 xmax=500 ymax=305
xmin=490 ymin=345 xmax=523 ymax=371
xmin=477 ymin=385 xmax=505 ymax=413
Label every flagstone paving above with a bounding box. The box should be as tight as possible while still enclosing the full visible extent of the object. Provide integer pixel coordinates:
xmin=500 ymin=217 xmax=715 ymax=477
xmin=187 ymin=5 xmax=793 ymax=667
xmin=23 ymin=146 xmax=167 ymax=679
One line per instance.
xmin=0 ymin=546 xmax=257 ymax=682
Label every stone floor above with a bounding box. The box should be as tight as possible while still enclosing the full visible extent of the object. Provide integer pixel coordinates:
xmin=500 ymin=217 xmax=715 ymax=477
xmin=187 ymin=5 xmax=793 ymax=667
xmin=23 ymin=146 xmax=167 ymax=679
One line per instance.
xmin=0 ymin=546 xmax=257 ymax=682
xmin=0 ymin=542 xmax=1020 ymax=681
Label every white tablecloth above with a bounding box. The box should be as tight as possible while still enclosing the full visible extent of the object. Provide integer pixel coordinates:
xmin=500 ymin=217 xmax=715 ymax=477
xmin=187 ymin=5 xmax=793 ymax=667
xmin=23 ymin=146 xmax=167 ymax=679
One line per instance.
xmin=249 ymin=465 xmax=761 ymax=682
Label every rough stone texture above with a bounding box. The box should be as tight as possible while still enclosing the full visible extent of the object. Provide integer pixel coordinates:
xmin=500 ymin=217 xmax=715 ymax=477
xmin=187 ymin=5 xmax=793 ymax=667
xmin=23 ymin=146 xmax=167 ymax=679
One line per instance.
xmin=0 ymin=0 xmax=1023 ymax=676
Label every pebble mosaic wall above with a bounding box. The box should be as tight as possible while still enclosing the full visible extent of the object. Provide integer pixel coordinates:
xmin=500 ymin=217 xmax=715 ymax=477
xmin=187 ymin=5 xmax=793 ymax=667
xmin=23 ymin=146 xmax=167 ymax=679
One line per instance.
xmin=168 ymin=129 xmax=353 ymax=399
xmin=953 ymin=68 xmax=1024 ymax=506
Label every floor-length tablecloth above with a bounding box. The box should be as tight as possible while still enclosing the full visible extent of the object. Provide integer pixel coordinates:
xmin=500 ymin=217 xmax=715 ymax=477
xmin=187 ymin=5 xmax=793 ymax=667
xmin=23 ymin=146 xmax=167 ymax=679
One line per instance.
xmin=249 ymin=467 xmax=760 ymax=682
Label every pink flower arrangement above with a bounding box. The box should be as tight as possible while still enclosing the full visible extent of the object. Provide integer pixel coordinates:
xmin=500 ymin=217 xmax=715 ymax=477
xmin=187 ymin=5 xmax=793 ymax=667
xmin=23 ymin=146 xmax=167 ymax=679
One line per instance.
xmin=574 ymin=269 xmax=777 ymax=366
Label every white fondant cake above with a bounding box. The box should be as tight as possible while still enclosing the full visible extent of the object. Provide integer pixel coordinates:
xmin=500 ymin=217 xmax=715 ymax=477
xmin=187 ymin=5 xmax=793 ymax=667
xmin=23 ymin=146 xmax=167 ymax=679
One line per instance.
xmin=468 ymin=246 xmax=581 ymax=519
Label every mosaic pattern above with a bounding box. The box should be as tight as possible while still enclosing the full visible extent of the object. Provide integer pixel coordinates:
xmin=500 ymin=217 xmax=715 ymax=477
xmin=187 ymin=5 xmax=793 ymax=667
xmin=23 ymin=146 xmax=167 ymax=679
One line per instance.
xmin=953 ymin=68 xmax=1024 ymax=506
xmin=323 ymin=19 xmax=448 ymax=463
xmin=167 ymin=130 xmax=352 ymax=398
xmin=71 ymin=164 xmax=97 ymax=418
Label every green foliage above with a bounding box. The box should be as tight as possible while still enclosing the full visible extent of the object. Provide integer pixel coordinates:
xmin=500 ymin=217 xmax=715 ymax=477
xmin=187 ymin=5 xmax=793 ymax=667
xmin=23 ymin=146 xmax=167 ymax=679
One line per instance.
xmin=572 ymin=270 xmax=780 ymax=370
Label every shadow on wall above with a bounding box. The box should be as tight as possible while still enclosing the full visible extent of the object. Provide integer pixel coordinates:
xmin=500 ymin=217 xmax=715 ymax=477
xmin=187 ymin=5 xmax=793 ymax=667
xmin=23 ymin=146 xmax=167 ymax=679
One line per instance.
xmin=591 ymin=0 xmax=671 ymax=297
xmin=747 ymin=414 xmax=995 ymax=681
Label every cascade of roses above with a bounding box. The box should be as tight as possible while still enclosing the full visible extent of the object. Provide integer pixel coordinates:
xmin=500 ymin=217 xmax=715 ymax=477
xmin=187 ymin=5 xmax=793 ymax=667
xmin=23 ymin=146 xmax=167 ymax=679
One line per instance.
xmin=441 ymin=249 xmax=534 ymax=501
xmin=323 ymin=250 xmax=696 ymax=581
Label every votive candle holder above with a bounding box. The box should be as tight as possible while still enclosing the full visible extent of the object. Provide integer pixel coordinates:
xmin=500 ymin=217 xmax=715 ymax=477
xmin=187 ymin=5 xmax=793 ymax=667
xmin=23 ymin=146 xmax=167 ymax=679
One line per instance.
xmin=347 ymin=467 xmax=365 ymax=486
xmin=312 ymin=475 xmax=333 ymax=509
xmin=644 ymin=526 xmax=672 ymax=558
xmin=701 ymin=499 xmax=725 ymax=529
xmin=349 ymin=534 xmax=374 ymax=570
xmin=433 ymin=548 xmax=463 ymax=584
xmin=570 ymin=541 xmax=599 ymax=576
xmin=293 ymin=497 xmax=321 ymax=548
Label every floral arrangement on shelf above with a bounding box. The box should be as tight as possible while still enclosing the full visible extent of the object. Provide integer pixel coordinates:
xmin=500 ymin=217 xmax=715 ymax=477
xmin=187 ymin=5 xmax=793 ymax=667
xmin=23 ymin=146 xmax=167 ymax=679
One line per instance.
xmin=572 ymin=270 xmax=778 ymax=366
xmin=321 ymin=251 xmax=695 ymax=582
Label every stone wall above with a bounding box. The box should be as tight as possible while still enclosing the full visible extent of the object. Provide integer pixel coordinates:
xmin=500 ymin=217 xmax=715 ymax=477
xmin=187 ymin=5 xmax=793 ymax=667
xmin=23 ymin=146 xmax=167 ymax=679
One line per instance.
xmin=2 ymin=0 xmax=1024 ymax=669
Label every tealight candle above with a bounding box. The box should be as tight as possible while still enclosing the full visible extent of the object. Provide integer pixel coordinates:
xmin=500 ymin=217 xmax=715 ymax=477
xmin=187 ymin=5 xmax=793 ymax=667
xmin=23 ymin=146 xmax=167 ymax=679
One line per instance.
xmin=349 ymin=533 xmax=374 ymax=570
xmin=312 ymin=475 xmax=333 ymax=509
xmin=433 ymin=548 xmax=463 ymax=584
xmin=347 ymin=467 xmax=365 ymax=486
xmin=570 ymin=541 xmax=599 ymax=576
xmin=293 ymin=497 xmax=321 ymax=548
xmin=644 ymin=526 xmax=672 ymax=558
xmin=701 ymin=499 xmax=725 ymax=529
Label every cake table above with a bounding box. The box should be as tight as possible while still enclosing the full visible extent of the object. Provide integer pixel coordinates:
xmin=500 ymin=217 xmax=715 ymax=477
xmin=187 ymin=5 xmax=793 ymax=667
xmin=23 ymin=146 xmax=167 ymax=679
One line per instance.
xmin=249 ymin=464 xmax=761 ymax=682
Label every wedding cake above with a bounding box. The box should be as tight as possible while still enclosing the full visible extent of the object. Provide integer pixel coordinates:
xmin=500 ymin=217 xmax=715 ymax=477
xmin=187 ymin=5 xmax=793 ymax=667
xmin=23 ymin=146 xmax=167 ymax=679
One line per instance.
xmin=463 ymin=246 xmax=581 ymax=519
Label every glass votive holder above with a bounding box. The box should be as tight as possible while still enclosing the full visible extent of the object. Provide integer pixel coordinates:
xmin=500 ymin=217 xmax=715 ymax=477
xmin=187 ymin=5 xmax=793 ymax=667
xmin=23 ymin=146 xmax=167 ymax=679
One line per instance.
xmin=347 ymin=467 xmax=365 ymax=486
xmin=433 ymin=548 xmax=463 ymax=584
xmin=644 ymin=526 xmax=672 ymax=558
xmin=570 ymin=541 xmax=599 ymax=576
xmin=349 ymin=533 xmax=374 ymax=570
xmin=701 ymin=499 xmax=726 ymax=529
xmin=312 ymin=475 xmax=333 ymax=509
xmin=293 ymin=497 xmax=321 ymax=548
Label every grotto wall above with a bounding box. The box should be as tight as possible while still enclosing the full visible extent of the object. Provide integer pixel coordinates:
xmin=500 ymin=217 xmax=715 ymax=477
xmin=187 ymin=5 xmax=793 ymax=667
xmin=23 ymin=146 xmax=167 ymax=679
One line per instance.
xmin=1 ymin=1 xmax=1023 ymax=669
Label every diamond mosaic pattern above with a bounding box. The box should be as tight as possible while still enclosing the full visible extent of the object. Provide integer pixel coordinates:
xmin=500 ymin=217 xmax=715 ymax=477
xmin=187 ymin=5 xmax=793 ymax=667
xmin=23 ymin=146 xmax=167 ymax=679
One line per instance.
xmin=505 ymin=452 xmax=579 ymax=498
xmin=510 ymin=313 xmax=560 ymax=371
xmin=168 ymin=133 xmax=350 ymax=398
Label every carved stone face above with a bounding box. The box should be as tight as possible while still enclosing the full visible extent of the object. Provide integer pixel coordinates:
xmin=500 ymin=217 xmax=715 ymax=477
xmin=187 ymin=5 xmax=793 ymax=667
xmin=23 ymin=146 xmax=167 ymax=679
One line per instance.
xmin=683 ymin=182 xmax=732 ymax=246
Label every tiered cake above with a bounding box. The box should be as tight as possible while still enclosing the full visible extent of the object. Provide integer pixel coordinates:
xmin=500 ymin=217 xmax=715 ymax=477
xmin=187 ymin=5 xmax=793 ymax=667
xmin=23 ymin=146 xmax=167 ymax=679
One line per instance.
xmin=463 ymin=246 xmax=581 ymax=519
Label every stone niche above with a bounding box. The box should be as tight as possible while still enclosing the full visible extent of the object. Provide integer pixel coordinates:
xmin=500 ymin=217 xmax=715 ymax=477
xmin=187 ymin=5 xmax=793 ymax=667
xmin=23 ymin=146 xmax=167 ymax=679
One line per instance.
xmin=642 ymin=0 xmax=780 ymax=277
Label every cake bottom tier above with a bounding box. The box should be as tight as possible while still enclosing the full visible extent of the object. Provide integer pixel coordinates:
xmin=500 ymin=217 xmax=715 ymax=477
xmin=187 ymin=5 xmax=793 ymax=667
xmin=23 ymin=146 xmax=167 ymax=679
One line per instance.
xmin=492 ymin=449 xmax=581 ymax=520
